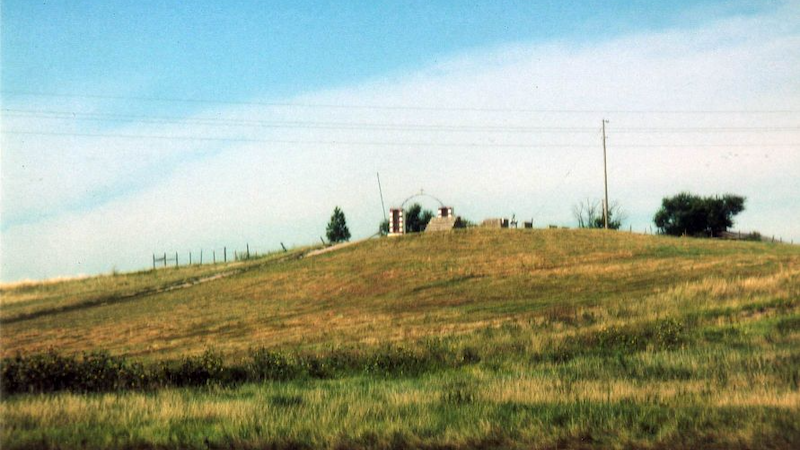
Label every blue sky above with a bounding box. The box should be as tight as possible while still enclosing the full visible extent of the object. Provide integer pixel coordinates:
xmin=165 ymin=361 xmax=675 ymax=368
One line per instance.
xmin=2 ymin=1 xmax=799 ymax=281
xmin=2 ymin=0 xmax=772 ymax=111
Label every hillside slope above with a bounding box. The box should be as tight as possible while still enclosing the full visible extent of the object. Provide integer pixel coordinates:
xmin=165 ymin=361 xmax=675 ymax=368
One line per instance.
xmin=3 ymin=228 xmax=800 ymax=449
xmin=2 ymin=228 xmax=798 ymax=360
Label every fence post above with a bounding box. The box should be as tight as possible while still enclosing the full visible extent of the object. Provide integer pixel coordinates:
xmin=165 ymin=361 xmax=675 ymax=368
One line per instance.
xmin=281 ymin=242 xmax=287 ymax=252
xmin=164 ymin=253 xmax=167 ymax=268
xmin=247 ymin=243 xmax=250 ymax=259
xmin=224 ymin=247 xmax=227 ymax=262
xmin=234 ymin=250 xmax=238 ymax=261
xmin=200 ymin=249 xmax=203 ymax=265
xmin=213 ymin=250 xmax=216 ymax=264
xmin=175 ymin=252 xmax=179 ymax=267
xmin=153 ymin=253 xmax=156 ymax=270
xmin=189 ymin=252 xmax=192 ymax=265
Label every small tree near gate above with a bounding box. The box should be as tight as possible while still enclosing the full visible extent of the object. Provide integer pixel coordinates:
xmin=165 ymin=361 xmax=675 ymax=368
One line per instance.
xmin=326 ymin=207 xmax=351 ymax=243
xmin=572 ymin=198 xmax=625 ymax=230
xmin=404 ymin=203 xmax=435 ymax=233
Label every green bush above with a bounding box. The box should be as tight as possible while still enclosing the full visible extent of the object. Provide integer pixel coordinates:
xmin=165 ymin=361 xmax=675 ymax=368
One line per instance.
xmin=270 ymin=394 xmax=303 ymax=407
xmin=585 ymin=318 xmax=688 ymax=353
xmin=534 ymin=318 xmax=690 ymax=362
xmin=776 ymin=316 xmax=800 ymax=335
xmin=1 ymin=343 xmax=482 ymax=395
xmin=248 ymin=349 xmax=301 ymax=381
xmin=0 ymin=350 xmax=149 ymax=394
xmin=364 ymin=346 xmax=430 ymax=377
xmin=459 ymin=346 xmax=481 ymax=365
xmin=440 ymin=381 xmax=476 ymax=405
xmin=164 ymin=350 xmax=227 ymax=387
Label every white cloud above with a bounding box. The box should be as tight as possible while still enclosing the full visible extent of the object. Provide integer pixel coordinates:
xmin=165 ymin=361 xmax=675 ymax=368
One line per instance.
xmin=2 ymin=5 xmax=799 ymax=281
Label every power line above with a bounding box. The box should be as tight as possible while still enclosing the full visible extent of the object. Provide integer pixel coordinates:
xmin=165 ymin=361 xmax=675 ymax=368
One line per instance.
xmin=3 ymin=130 xmax=798 ymax=148
xmin=0 ymin=130 xmax=598 ymax=147
xmin=614 ymin=127 xmax=800 ymax=132
xmin=2 ymin=91 xmax=799 ymax=114
xmin=0 ymin=110 xmax=600 ymax=133
xmin=4 ymin=109 xmax=798 ymax=134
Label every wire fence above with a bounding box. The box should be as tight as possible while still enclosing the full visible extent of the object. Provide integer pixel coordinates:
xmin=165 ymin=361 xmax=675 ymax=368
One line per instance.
xmin=151 ymin=243 xmax=288 ymax=269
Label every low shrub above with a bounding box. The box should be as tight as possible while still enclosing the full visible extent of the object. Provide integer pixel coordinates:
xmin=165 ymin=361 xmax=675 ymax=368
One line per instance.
xmin=534 ymin=318 xmax=690 ymax=362
xmin=162 ymin=350 xmax=228 ymax=387
xmin=440 ymin=381 xmax=476 ymax=405
xmin=270 ymin=394 xmax=303 ymax=407
xmin=364 ymin=346 xmax=431 ymax=377
xmin=773 ymin=353 xmax=800 ymax=390
xmin=581 ymin=318 xmax=688 ymax=353
xmin=775 ymin=316 xmax=800 ymax=335
xmin=459 ymin=346 xmax=481 ymax=365
xmin=0 ymin=350 xmax=148 ymax=394
xmin=1 ymin=343 xmax=482 ymax=395
xmin=248 ymin=349 xmax=301 ymax=381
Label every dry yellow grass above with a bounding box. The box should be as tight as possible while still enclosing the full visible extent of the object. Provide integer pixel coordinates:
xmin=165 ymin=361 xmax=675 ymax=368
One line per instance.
xmin=1 ymin=229 xmax=798 ymax=361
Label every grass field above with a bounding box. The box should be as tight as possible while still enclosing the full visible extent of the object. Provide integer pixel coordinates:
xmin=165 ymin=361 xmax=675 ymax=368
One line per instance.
xmin=1 ymin=228 xmax=799 ymax=449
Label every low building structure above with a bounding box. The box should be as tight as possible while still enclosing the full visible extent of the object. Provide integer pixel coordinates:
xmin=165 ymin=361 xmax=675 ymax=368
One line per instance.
xmin=426 ymin=206 xmax=458 ymax=232
xmin=481 ymin=218 xmax=510 ymax=228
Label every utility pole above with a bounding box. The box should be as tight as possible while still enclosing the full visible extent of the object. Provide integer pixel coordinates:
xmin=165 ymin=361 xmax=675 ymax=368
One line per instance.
xmin=602 ymin=119 xmax=610 ymax=230
xmin=377 ymin=172 xmax=387 ymax=223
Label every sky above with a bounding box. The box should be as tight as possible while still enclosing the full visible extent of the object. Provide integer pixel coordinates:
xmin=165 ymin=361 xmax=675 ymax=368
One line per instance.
xmin=1 ymin=0 xmax=799 ymax=282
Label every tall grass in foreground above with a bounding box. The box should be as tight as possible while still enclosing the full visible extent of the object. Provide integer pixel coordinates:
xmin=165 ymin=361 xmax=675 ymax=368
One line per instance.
xmin=3 ymin=307 xmax=798 ymax=448
xmin=2 ymin=376 xmax=798 ymax=449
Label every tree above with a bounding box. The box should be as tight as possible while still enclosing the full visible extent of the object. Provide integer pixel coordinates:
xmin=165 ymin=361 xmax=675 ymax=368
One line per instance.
xmin=654 ymin=192 xmax=745 ymax=237
xmin=454 ymin=217 xmax=475 ymax=229
xmin=378 ymin=218 xmax=389 ymax=235
xmin=404 ymin=203 xmax=434 ymax=233
xmin=326 ymin=206 xmax=351 ymax=243
xmin=572 ymin=198 xmax=624 ymax=230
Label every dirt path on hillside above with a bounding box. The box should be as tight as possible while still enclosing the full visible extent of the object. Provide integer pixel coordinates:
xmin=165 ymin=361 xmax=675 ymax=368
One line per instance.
xmin=0 ymin=251 xmax=307 ymax=325
xmin=3 ymin=237 xmax=375 ymax=325
xmin=304 ymin=238 xmax=367 ymax=258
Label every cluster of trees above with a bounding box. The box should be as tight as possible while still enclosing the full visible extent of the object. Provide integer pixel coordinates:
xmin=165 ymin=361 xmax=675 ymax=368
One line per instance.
xmin=654 ymin=192 xmax=745 ymax=237
xmin=404 ymin=203 xmax=435 ymax=233
xmin=570 ymin=192 xmax=745 ymax=238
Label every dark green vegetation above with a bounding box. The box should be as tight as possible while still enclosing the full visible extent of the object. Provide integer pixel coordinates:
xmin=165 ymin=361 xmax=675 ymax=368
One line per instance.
xmin=1 ymin=229 xmax=798 ymax=449
xmin=2 ymin=343 xmax=479 ymax=394
xmin=654 ymin=192 xmax=746 ymax=237
xmin=404 ymin=203 xmax=435 ymax=232
xmin=325 ymin=206 xmax=351 ymax=243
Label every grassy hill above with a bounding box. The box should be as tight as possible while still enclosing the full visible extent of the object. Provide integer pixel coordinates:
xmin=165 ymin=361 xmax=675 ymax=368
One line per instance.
xmin=2 ymin=228 xmax=799 ymax=449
